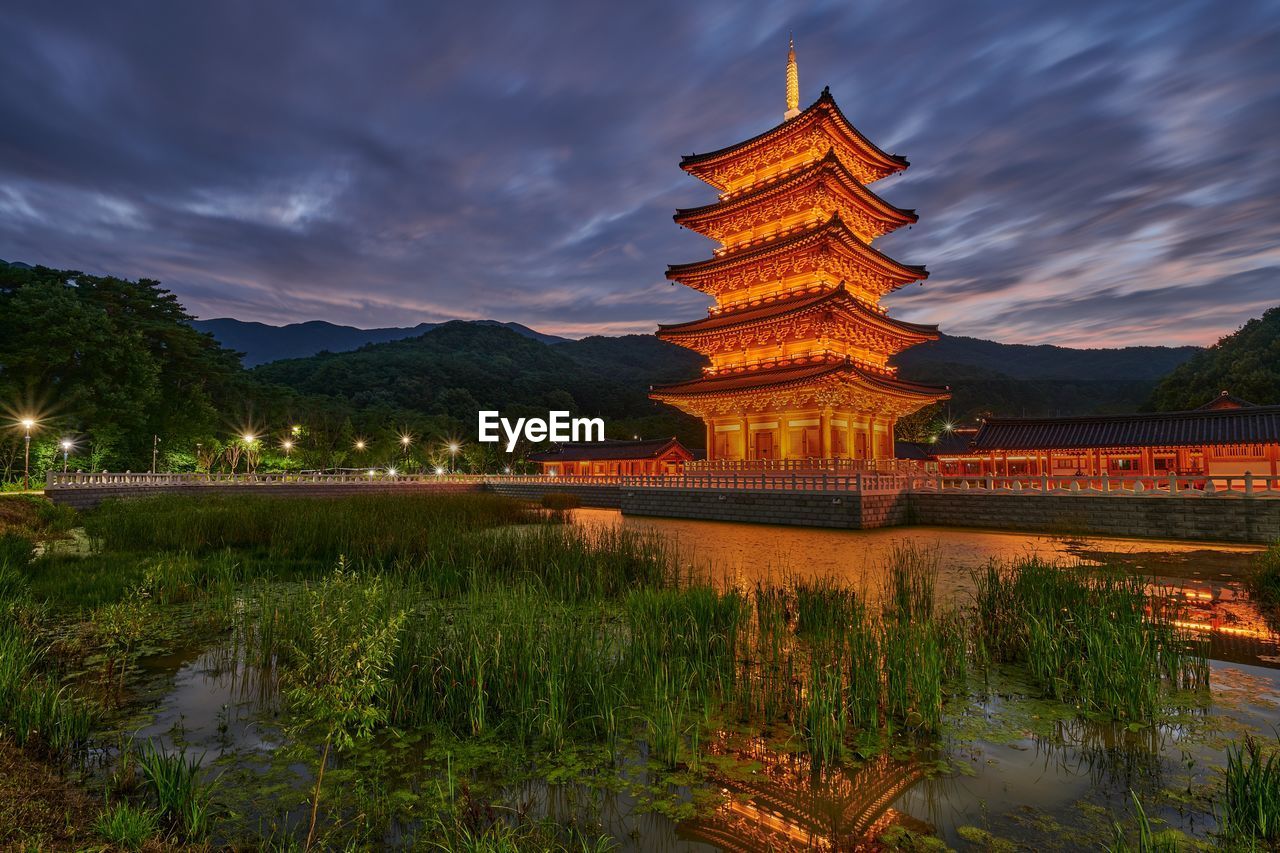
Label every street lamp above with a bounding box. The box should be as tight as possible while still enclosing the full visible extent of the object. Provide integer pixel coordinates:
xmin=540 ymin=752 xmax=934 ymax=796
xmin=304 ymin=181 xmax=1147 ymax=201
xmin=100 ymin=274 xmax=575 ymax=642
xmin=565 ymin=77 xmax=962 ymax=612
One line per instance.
xmin=448 ymin=441 xmax=460 ymax=474
xmin=60 ymin=439 xmax=72 ymax=474
xmin=20 ymin=418 xmax=35 ymax=490
xmin=281 ymin=439 xmax=294 ymax=453
xmin=354 ymin=439 xmax=366 ymax=451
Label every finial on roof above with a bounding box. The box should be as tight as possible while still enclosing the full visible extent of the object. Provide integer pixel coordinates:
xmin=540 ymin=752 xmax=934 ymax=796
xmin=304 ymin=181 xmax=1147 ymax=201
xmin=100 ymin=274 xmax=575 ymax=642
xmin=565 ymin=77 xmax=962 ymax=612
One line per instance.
xmin=785 ymin=34 xmax=800 ymax=120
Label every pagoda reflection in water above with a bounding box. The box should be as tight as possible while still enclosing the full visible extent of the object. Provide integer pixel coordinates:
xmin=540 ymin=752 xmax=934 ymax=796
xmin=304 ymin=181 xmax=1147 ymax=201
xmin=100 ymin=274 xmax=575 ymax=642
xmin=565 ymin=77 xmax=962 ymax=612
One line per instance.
xmin=678 ymin=733 xmax=928 ymax=851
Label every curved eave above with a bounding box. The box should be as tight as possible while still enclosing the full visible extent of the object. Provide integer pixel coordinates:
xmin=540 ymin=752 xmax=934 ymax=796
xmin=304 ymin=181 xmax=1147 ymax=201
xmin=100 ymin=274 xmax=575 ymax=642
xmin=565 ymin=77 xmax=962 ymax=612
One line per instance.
xmin=672 ymin=151 xmax=917 ymax=233
xmin=656 ymin=285 xmax=939 ymax=344
xmin=650 ymin=362 xmax=949 ymax=402
xmin=679 ymin=89 xmax=908 ymax=188
xmin=666 ymin=215 xmax=928 ymax=288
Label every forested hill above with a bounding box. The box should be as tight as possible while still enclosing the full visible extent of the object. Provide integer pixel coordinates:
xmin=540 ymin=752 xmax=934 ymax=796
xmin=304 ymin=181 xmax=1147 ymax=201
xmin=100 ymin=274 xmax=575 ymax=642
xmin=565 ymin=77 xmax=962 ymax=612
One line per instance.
xmin=251 ymin=323 xmax=704 ymax=445
xmin=894 ymin=335 xmax=1198 ymax=381
xmin=1145 ymin=305 xmax=1280 ymax=410
xmin=192 ymin=317 xmax=564 ymax=366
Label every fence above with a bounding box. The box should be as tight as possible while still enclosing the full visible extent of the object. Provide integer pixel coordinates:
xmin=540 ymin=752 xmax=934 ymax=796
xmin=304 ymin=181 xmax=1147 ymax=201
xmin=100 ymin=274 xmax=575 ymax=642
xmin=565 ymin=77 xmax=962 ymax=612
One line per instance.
xmin=934 ymin=472 xmax=1280 ymax=497
xmin=45 ymin=471 xmax=482 ymax=488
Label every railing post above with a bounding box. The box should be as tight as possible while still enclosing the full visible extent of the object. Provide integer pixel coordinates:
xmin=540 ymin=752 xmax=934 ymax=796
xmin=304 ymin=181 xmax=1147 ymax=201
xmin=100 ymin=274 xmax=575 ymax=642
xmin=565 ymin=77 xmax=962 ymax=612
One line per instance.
xmin=1245 ymin=471 xmax=1253 ymax=496
xmin=1168 ymin=473 xmax=1177 ymax=496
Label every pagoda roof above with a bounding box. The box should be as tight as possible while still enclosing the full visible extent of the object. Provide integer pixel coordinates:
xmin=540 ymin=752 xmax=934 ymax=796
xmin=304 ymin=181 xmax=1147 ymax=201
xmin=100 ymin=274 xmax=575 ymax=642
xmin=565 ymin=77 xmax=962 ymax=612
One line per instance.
xmin=656 ymin=284 xmax=938 ymax=342
xmin=680 ymin=88 xmax=908 ymax=189
xmin=969 ymin=405 xmax=1280 ymax=451
xmin=527 ymin=437 xmax=693 ymax=462
xmin=673 ymin=149 xmax=917 ymax=234
xmin=1196 ymin=390 xmax=1257 ymax=411
xmin=666 ymin=214 xmax=927 ymax=291
xmin=651 ymin=360 xmax=947 ymax=401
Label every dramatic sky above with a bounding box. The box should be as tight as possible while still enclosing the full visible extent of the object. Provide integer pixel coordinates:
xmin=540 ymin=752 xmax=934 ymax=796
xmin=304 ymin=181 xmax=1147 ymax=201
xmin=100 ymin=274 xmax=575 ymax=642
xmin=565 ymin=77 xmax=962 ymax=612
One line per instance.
xmin=2 ymin=1 xmax=1278 ymax=347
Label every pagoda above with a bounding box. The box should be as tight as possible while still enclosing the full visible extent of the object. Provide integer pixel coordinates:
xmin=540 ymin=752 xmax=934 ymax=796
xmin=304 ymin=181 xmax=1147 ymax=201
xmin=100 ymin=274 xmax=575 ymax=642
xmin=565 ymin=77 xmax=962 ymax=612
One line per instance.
xmin=651 ymin=40 xmax=947 ymax=463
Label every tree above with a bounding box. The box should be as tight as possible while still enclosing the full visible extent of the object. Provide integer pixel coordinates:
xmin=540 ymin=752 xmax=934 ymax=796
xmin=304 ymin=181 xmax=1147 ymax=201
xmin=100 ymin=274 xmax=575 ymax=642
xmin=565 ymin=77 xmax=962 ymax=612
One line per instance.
xmin=1146 ymin=306 xmax=1280 ymax=411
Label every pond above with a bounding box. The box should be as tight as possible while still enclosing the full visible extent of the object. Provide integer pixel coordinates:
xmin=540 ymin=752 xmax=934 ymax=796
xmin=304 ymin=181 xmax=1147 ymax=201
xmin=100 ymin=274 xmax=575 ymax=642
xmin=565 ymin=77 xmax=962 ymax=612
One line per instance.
xmin=117 ymin=509 xmax=1277 ymax=850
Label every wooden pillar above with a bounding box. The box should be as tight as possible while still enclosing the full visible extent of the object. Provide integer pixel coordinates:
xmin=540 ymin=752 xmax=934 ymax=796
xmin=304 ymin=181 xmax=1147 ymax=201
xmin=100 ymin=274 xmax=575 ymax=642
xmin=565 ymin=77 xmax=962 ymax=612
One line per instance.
xmin=819 ymin=409 xmax=832 ymax=460
xmin=740 ymin=414 xmax=751 ymax=460
xmin=1269 ymin=442 xmax=1278 ymax=477
xmin=779 ymin=415 xmax=791 ymax=460
xmin=705 ymin=421 xmax=714 ymax=462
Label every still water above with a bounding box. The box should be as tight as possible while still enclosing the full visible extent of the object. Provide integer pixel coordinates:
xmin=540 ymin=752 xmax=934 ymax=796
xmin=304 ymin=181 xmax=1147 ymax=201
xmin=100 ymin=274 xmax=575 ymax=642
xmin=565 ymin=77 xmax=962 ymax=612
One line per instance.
xmin=134 ymin=512 xmax=1276 ymax=850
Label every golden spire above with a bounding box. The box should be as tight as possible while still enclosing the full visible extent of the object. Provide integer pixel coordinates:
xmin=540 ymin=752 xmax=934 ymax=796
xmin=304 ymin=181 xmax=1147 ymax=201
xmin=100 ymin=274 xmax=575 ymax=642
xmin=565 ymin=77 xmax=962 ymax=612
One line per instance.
xmin=785 ymin=35 xmax=800 ymax=120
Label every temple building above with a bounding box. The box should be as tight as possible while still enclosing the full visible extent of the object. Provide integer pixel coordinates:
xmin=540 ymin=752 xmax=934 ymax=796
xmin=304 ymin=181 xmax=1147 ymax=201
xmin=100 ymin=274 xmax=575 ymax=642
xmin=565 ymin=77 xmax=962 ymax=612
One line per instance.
xmin=933 ymin=393 xmax=1280 ymax=479
xmin=528 ymin=437 xmax=695 ymax=477
xmin=651 ymin=40 xmax=948 ymax=463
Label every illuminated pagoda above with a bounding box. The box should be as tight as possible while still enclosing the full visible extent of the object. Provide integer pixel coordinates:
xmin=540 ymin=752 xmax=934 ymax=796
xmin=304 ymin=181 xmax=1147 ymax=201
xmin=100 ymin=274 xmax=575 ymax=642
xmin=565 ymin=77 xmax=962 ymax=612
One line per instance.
xmin=652 ymin=40 xmax=947 ymax=463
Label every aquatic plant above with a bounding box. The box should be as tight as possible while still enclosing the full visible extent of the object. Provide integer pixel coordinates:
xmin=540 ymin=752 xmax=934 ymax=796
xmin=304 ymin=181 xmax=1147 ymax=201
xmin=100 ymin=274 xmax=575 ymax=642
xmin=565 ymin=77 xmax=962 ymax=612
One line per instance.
xmin=1108 ymin=791 xmax=1181 ymax=852
xmin=136 ymin=739 xmax=215 ymax=839
xmin=1219 ymin=733 xmax=1280 ymax=846
xmin=94 ymin=800 xmax=160 ymax=850
xmin=973 ymin=559 xmax=1207 ymax=720
xmin=1249 ymin=541 xmax=1280 ymax=608
xmin=281 ymin=566 xmax=407 ymax=850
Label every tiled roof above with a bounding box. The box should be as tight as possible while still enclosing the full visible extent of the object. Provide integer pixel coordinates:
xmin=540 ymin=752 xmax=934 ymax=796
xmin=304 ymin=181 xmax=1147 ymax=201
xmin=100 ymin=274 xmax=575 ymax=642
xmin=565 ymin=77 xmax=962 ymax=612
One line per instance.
xmin=527 ymin=437 xmax=691 ymax=462
xmin=656 ymin=285 xmax=938 ymax=339
xmin=1196 ymin=391 xmax=1257 ymax=410
xmin=680 ymin=88 xmax=908 ymax=174
xmin=673 ymin=150 xmax=916 ymax=228
xmin=971 ymin=406 xmax=1280 ymax=450
xmin=651 ymin=361 xmax=947 ymax=400
xmin=666 ymin=214 xmax=927 ymax=284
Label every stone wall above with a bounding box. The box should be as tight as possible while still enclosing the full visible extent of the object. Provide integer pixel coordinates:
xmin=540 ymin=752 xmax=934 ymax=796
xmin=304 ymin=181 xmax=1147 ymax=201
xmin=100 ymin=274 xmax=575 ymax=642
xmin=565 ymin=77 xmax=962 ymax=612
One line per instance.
xmin=45 ymin=482 xmax=483 ymax=511
xmin=44 ymin=480 xmax=1280 ymax=544
xmin=622 ymin=487 xmax=871 ymax=528
xmin=910 ymin=491 xmax=1280 ymax=544
xmin=484 ymin=482 xmax=622 ymax=508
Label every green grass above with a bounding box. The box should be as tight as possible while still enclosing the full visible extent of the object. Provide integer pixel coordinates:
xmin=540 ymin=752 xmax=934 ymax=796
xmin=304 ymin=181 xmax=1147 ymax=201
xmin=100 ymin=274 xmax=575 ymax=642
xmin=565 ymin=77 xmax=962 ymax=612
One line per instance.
xmin=94 ymin=801 xmax=160 ymax=850
xmin=1219 ymin=733 xmax=1280 ymax=846
xmin=973 ymin=559 xmax=1208 ymax=720
xmin=1249 ymin=541 xmax=1280 ymax=608
xmin=136 ymin=739 xmax=214 ymax=839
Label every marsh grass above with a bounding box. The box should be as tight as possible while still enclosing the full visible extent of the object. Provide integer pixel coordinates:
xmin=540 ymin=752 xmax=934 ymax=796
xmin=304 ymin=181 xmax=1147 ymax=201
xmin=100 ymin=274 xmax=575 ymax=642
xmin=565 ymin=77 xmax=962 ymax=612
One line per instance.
xmin=1249 ymin=541 xmax=1280 ymax=608
xmin=974 ymin=559 xmax=1207 ymax=720
xmin=136 ymin=739 xmax=215 ymax=839
xmin=94 ymin=800 xmax=160 ymax=850
xmin=1219 ymin=733 xmax=1280 ymax=846
xmin=85 ymin=492 xmax=536 ymax=561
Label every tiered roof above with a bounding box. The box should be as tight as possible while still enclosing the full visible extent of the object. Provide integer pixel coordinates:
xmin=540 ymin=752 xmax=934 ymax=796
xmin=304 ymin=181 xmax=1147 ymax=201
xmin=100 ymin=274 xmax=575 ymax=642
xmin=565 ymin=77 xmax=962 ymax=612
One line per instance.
xmin=674 ymin=149 xmax=917 ymax=243
xmin=656 ymin=284 xmax=938 ymax=355
xmin=681 ymin=88 xmax=908 ymax=189
xmin=665 ymin=213 xmax=927 ymax=298
xmin=651 ymin=360 xmax=944 ymax=402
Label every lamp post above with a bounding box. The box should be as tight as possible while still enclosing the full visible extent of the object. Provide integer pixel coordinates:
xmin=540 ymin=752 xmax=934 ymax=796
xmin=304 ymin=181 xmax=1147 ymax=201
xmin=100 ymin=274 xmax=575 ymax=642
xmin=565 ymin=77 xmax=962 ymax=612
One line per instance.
xmin=448 ymin=442 xmax=460 ymax=474
xmin=60 ymin=439 xmax=72 ymax=474
xmin=21 ymin=418 xmax=35 ymax=490
xmin=242 ymin=434 xmax=257 ymax=475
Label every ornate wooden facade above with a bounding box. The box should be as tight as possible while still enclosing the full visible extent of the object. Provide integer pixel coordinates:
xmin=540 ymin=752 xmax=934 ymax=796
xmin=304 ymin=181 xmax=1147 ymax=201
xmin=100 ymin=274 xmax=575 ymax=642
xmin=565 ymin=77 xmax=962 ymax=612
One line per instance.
xmin=652 ymin=44 xmax=947 ymax=462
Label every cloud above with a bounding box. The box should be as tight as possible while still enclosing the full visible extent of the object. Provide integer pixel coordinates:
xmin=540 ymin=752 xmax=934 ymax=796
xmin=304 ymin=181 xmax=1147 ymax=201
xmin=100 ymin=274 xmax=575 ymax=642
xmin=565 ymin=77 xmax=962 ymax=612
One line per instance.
xmin=0 ymin=0 xmax=1277 ymax=345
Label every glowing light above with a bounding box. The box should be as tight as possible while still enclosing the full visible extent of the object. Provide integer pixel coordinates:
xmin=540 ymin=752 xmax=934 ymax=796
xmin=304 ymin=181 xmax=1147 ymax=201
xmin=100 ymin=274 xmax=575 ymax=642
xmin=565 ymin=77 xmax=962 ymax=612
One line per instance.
xmin=291 ymin=424 xmax=302 ymax=435
xmin=60 ymin=439 xmax=73 ymax=451
xmin=400 ymin=434 xmax=412 ymax=447
xmin=281 ymin=440 xmax=294 ymax=451
xmin=242 ymin=433 xmax=256 ymax=444
xmin=448 ymin=442 xmax=460 ymax=454
xmin=942 ymin=422 xmax=955 ymax=432
xmin=355 ymin=440 xmax=366 ymax=451
xmin=367 ymin=469 xmax=376 ymax=477
xmin=20 ymin=418 xmax=35 ymax=430
xmin=387 ymin=467 xmax=397 ymax=477
xmin=503 ymin=467 xmax=511 ymax=474
xmin=435 ymin=466 xmax=445 ymax=475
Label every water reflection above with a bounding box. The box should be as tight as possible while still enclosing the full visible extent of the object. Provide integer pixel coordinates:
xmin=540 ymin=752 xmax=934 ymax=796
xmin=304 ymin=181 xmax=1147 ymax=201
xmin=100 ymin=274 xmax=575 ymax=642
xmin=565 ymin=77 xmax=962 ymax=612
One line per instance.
xmin=678 ymin=734 xmax=928 ymax=851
